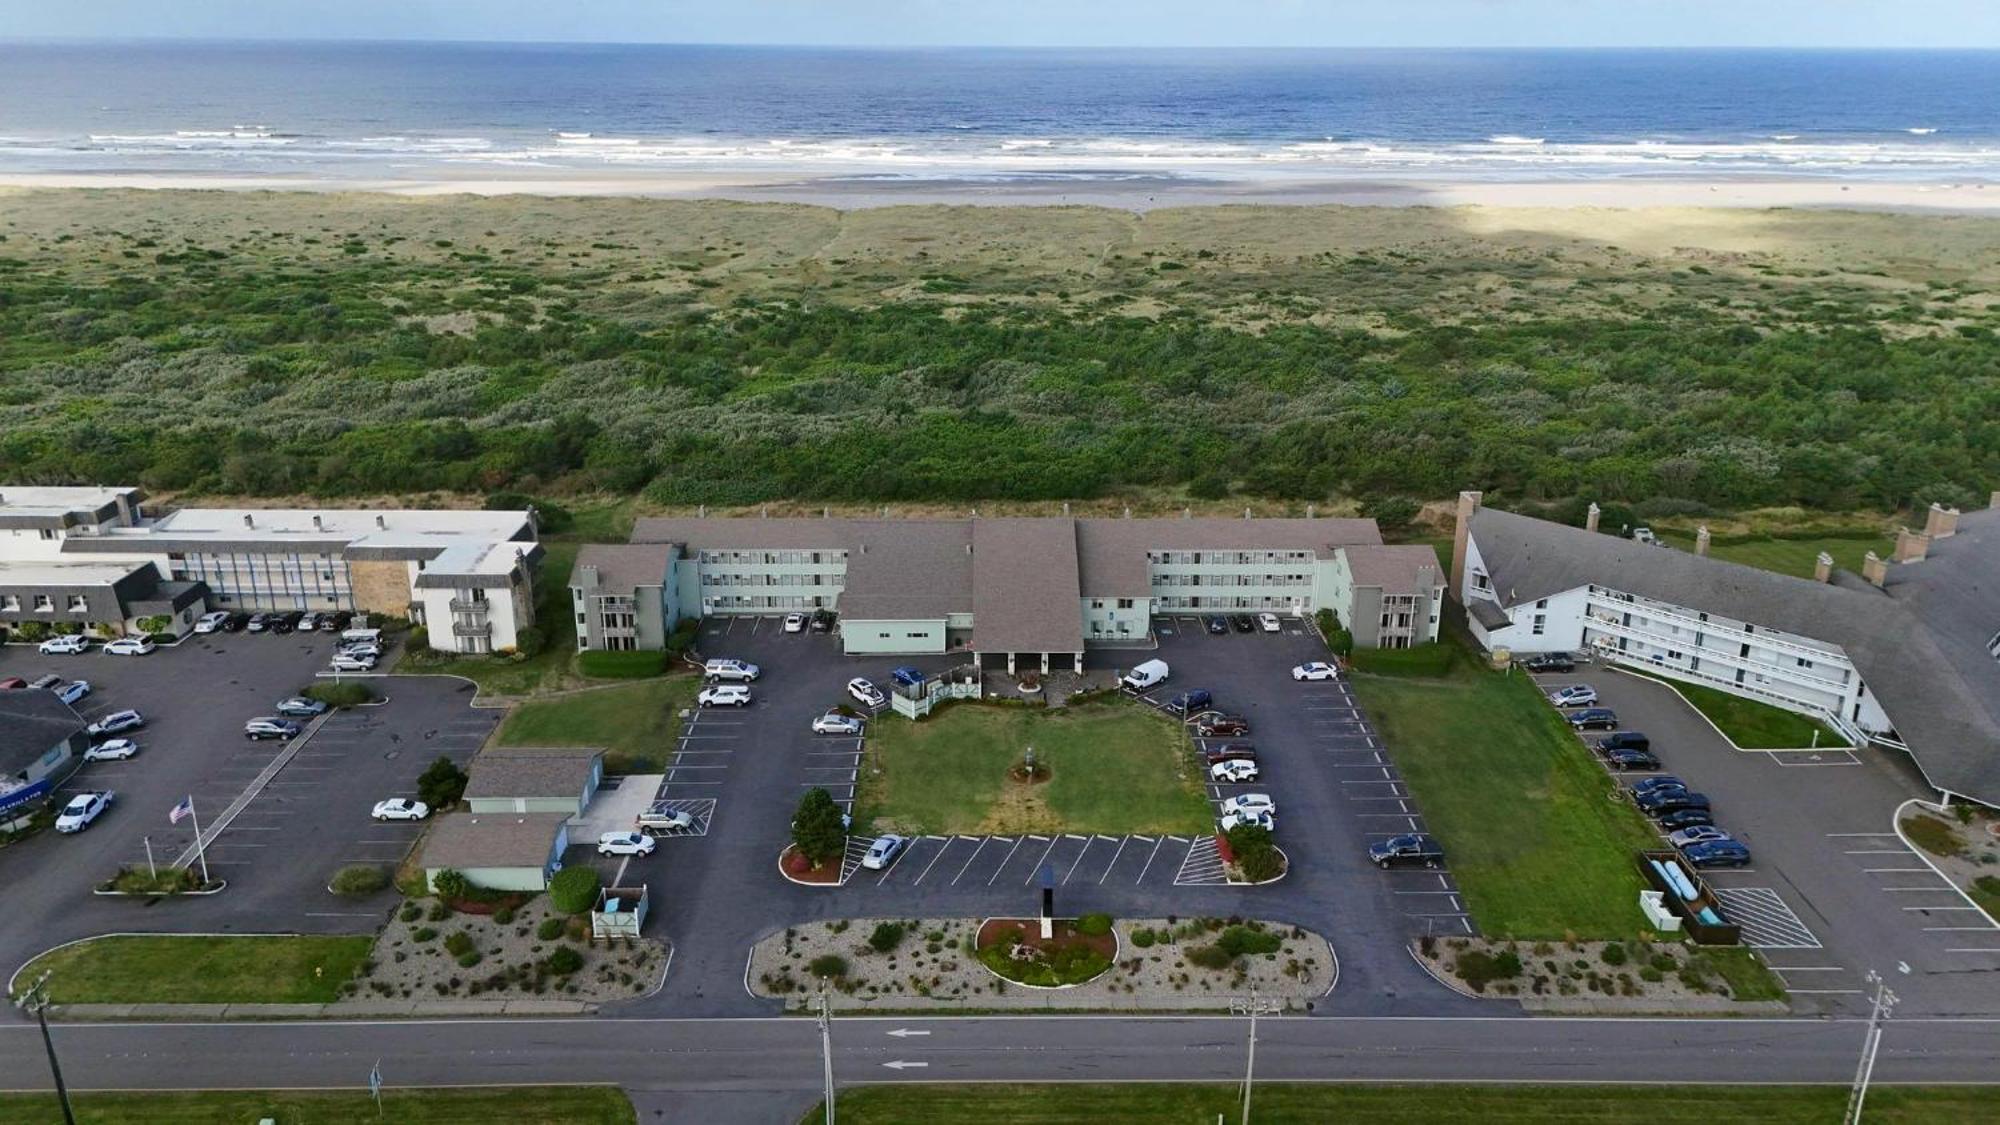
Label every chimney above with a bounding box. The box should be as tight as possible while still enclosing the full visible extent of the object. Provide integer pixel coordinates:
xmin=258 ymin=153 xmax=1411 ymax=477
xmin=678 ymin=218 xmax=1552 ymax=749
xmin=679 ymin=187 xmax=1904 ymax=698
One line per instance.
xmin=1243 ymin=507 xmax=1252 ymax=520
xmin=1924 ymin=502 xmax=1960 ymax=540
xmin=1892 ymin=526 xmax=1930 ymax=564
xmin=1990 ymin=490 xmax=2000 ymax=511
xmin=1307 ymin=504 xmax=1316 ymax=518
xmin=761 ymin=506 xmax=769 ymax=518
xmin=1814 ymin=551 xmax=1834 ymax=583
xmin=375 ymin=513 xmax=386 ymax=529
xmin=822 ymin=507 xmax=828 ymax=519
xmin=1862 ymin=551 xmax=1889 ymax=587
xmin=312 ymin=514 xmax=324 ymax=532
xmin=1585 ymin=502 xmax=1601 ymax=533
xmin=1123 ymin=506 xmax=1131 ymax=519
xmin=1694 ymin=525 xmax=1711 ymax=557
xmin=242 ymin=513 xmax=254 ymax=529
xmin=698 ymin=505 xmax=707 ymax=518
xmin=1449 ymin=490 xmax=1483 ymax=600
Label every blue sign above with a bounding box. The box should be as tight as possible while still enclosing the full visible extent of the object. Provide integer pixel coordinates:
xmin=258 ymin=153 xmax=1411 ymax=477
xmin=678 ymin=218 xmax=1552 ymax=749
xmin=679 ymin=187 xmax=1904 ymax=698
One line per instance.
xmin=0 ymin=779 xmax=51 ymax=818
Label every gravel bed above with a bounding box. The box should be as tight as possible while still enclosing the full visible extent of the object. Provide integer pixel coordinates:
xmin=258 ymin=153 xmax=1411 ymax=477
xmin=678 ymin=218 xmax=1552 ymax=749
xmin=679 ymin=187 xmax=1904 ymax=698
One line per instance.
xmin=347 ymin=896 xmax=666 ymax=1005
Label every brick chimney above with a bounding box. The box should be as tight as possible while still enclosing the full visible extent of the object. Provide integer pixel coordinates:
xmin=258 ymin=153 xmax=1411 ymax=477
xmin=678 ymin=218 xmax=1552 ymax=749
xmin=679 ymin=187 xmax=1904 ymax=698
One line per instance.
xmin=1450 ymin=490 xmax=1483 ymax=600
xmin=1694 ymin=525 xmax=1711 ymax=557
xmin=1862 ymin=551 xmax=1889 ymax=587
xmin=1924 ymin=502 xmax=1960 ymax=540
xmin=1814 ymin=551 xmax=1834 ymax=583
xmin=1585 ymin=502 xmax=1601 ymax=533
xmin=1892 ymin=527 xmax=1930 ymax=564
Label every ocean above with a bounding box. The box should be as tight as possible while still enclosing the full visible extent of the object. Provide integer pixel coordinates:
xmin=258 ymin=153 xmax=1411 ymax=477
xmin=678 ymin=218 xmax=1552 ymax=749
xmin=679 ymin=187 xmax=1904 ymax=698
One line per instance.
xmin=0 ymin=42 xmax=1995 ymax=184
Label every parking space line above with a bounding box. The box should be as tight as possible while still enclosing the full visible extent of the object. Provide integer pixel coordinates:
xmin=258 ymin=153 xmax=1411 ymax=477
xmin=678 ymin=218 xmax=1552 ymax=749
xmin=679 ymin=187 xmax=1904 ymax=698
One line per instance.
xmin=912 ymin=838 xmax=956 ymax=885
xmin=1134 ymin=836 xmax=1167 ymax=883
xmin=1864 ymin=867 xmax=1933 ymax=873
xmin=949 ymin=837 xmax=993 ymax=884
xmin=986 ymin=837 xmax=1026 ymax=886
xmin=1062 ymin=836 xmax=1098 ymax=885
xmin=1023 ymin=835 xmax=1062 ymax=884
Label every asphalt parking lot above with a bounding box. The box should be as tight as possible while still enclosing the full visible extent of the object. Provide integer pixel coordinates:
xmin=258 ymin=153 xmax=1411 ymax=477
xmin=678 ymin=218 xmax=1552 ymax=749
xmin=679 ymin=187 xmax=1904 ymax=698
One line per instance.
xmin=0 ymin=631 xmax=493 ymax=975
xmin=1531 ymin=665 xmax=2000 ymax=1017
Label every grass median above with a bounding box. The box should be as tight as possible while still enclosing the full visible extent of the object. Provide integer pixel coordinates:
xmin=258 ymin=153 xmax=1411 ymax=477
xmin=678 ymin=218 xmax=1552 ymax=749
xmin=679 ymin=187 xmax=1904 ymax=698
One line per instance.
xmin=809 ymin=1082 xmax=2000 ymax=1123
xmin=1350 ymin=650 xmax=1662 ymax=939
xmin=20 ymin=934 xmax=373 ymax=1005
xmin=1621 ymin=668 xmax=1848 ymax=749
xmin=0 ymin=1086 xmax=634 ymax=1124
xmin=494 ymin=675 xmax=698 ymax=774
xmin=854 ymin=700 xmax=1210 ymax=836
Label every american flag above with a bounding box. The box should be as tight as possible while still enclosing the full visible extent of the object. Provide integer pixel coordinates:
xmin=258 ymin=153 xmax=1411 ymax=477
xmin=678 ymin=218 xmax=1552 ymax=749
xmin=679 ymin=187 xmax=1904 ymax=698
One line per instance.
xmin=169 ymin=795 xmax=194 ymax=825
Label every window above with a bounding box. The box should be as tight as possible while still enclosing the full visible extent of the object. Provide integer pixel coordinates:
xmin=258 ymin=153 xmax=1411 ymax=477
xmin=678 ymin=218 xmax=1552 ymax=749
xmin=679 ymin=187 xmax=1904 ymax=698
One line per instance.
xmin=1471 ymin=571 xmax=1491 ymax=591
xmin=1535 ymin=598 xmax=1548 ymax=609
xmin=38 ymin=529 xmax=56 ymax=540
xmin=1795 ymin=657 xmax=1814 ymax=669
xmin=32 ymin=594 xmax=52 ymax=611
xmin=1531 ymin=615 xmax=1546 ymax=636
xmin=1117 ymin=598 xmax=1134 ymax=609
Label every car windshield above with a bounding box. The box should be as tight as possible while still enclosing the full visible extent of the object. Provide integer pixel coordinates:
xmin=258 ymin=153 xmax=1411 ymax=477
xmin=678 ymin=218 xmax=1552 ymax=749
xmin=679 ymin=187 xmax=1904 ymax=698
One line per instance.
xmin=64 ymin=797 xmax=90 ymax=812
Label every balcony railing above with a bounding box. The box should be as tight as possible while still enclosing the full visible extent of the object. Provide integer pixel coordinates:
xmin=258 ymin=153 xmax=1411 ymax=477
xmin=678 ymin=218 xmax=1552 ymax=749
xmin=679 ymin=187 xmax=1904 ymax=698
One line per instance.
xmin=451 ymin=619 xmax=491 ymax=638
xmin=1583 ymin=615 xmax=1853 ymax=695
xmin=1586 ymin=590 xmax=1842 ymax=665
xmin=449 ymin=597 xmax=490 ymax=614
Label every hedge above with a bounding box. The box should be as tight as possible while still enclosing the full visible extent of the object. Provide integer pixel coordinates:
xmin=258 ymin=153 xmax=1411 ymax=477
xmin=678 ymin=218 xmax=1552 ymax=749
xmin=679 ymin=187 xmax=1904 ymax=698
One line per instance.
xmin=549 ymin=865 xmax=601 ymax=914
xmin=305 ymin=682 xmax=377 ymax=708
xmin=328 ymin=864 xmax=389 ymax=896
xmin=578 ymin=649 xmax=669 ymax=679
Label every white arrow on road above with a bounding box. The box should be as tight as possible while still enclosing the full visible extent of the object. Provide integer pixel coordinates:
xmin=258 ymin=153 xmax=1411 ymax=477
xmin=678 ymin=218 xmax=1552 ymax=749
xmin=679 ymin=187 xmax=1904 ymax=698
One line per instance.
xmin=881 ymin=1060 xmax=929 ymax=1070
xmin=885 ymin=1028 xmax=931 ymax=1038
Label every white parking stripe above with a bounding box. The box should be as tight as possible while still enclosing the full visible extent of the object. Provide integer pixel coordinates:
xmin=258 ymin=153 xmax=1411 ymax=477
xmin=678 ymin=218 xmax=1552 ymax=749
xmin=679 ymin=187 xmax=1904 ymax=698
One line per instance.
xmin=986 ymin=836 xmax=1026 ymax=886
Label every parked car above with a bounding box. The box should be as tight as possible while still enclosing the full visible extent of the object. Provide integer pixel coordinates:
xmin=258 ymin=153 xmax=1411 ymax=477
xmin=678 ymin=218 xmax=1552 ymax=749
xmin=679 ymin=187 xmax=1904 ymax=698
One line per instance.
xmin=101 ymin=636 xmax=156 ymax=657
xmin=244 ymin=717 xmax=303 ymax=741
xmin=703 ymin=658 xmax=761 ymax=683
xmin=1566 ymin=708 xmax=1619 ymax=731
xmin=889 ymin=666 xmax=925 ymax=689
xmin=322 ymin=611 xmax=354 ymax=632
xmin=1637 ymin=789 xmax=1711 ymax=816
xmin=1218 ymin=808 xmax=1274 ymax=833
xmin=222 ymin=612 xmax=251 ymax=632
xmin=84 ymin=739 xmax=139 ymax=762
xmin=1120 ymin=659 xmax=1170 ymax=691
xmin=811 ymin=711 xmax=864 ymax=736
xmin=1368 ymin=832 xmax=1445 ymax=869
xmin=1229 ymin=614 xmax=1255 ymax=633
xmin=1656 ymin=807 xmax=1717 ymax=832
xmin=1204 ymin=615 xmax=1229 ymax=635
xmin=296 ymin=611 xmax=323 ymax=632
xmin=1202 ymin=743 xmax=1258 ymax=765
xmin=1192 ymin=712 xmax=1250 ymax=737
xmin=38 ymin=634 xmax=89 ymax=655
xmin=1220 ymin=793 xmax=1276 ymax=819
xmin=371 ymin=798 xmax=430 ymax=822
xmin=1210 ymin=759 xmax=1260 ymax=783
xmin=1682 ymin=839 xmax=1753 ymax=869
xmin=1595 ymin=732 xmax=1651 ymax=754
xmin=1292 ymin=661 xmax=1340 ymax=682
xmin=86 ymin=709 xmax=145 ymax=737
xmin=1547 ymin=684 xmax=1599 ymax=708
xmin=637 ymin=808 xmax=696 ymax=835
xmin=783 ymin=613 xmax=807 ymax=633
xmin=54 ymin=680 xmax=91 ymax=706
xmin=1258 ymin=612 xmax=1282 ymax=633
xmin=1166 ymin=689 xmax=1213 ymax=716
xmin=1630 ymin=775 xmax=1689 ymax=797
xmin=329 ymin=654 xmax=377 ymax=673
xmin=698 ymin=684 xmax=753 ymax=708
xmin=193 ymin=611 xmax=232 ymax=634
xmin=275 ymin=697 xmax=329 ymax=718
xmin=847 ymin=678 xmax=887 ymax=708
xmin=861 ymin=834 xmax=907 ymax=870
xmin=809 ymin=609 xmax=836 ymax=633
xmin=597 ymin=831 xmax=657 ymax=857
xmin=273 ymin=611 xmax=305 ymax=634
xmin=1668 ymin=825 xmax=1734 ymax=849
xmin=245 ymin=613 xmax=272 ymax=633
xmin=1604 ymin=747 xmax=1661 ymax=771
xmin=0 ymin=677 xmax=25 ymax=690
xmin=28 ymin=674 xmax=60 ymax=691
xmin=55 ymin=791 xmax=113 ymax=833
xmin=1521 ymin=652 xmax=1576 ymax=673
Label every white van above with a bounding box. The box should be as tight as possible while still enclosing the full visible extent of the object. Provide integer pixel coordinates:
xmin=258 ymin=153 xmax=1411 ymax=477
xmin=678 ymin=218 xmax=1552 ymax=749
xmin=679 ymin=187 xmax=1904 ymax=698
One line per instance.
xmin=1121 ymin=659 xmax=1170 ymax=691
xmin=340 ymin=627 xmax=383 ymax=647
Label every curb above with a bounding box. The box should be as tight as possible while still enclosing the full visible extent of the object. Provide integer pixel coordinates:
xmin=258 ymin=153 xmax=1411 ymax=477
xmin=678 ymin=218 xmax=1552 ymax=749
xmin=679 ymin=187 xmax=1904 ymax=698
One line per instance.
xmin=92 ymin=879 xmax=228 ymax=897
xmin=1606 ymin=665 xmax=1852 ymax=754
xmin=777 ymin=845 xmax=846 ymax=888
xmin=970 ymin=917 xmax=1122 ymax=991
xmin=1892 ymin=797 xmax=1999 ymax=928
xmin=1406 ymin=942 xmax=1492 ymax=1001
xmin=9 ymin=930 xmax=322 ymax=999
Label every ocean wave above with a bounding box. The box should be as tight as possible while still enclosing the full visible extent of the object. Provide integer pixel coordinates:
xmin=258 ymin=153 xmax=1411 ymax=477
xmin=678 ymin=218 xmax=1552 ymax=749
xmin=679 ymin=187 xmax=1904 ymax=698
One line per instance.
xmin=1908 ymin=127 xmax=1939 ymax=135
xmin=1488 ymin=134 xmax=1546 ymax=146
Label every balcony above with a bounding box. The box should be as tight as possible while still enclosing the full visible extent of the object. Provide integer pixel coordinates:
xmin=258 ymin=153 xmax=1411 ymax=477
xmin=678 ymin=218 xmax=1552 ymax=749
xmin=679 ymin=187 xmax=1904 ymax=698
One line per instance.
xmin=1585 ymin=590 xmax=1841 ymax=665
xmin=451 ymin=619 xmax=491 ymax=638
xmin=1583 ymin=615 xmax=1852 ymax=697
xmin=449 ymin=597 xmax=490 ymax=614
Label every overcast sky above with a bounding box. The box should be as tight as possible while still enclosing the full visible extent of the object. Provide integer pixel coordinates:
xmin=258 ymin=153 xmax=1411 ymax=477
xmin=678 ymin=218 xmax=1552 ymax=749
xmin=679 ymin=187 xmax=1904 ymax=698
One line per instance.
xmin=4 ymin=1 xmax=1998 ymax=48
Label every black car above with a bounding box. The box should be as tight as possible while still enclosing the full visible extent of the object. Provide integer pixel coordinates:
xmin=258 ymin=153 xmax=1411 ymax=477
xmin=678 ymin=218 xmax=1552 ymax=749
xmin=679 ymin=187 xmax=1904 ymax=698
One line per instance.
xmin=1166 ymin=689 xmax=1214 ymax=716
xmin=1522 ymin=652 xmax=1576 ymax=674
xmin=245 ymin=612 xmax=273 ymax=633
xmin=1656 ymin=807 xmax=1717 ymax=832
xmin=1201 ymin=742 xmax=1257 ymax=765
xmin=322 ymin=610 xmax=353 ymax=633
xmin=1604 ymin=748 xmax=1661 ymax=772
xmin=1637 ymin=789 xmax=1711 ymax=816
xmin=1566 ymin=708 xmax=1619 ymax=731
xmin=1596 ymin=732 xmax=1651 ymax=754
xmin=1631 ymin=774 xmax=1688 ymax=797
xmin=1368 ymin=833 xmax=1444 ymax=869
xmin=221 ymin=612 xmax=250 ymax=632
xmin=809 ymin=609 xmax=836 ymax=634
xmin=1204 ymin=615 xmax=1229 ymax=635
xmin=1229 ymin=614 xmax=1255 ymax=633
xmin=1193 ymin=712 xmax=1250 ymax=737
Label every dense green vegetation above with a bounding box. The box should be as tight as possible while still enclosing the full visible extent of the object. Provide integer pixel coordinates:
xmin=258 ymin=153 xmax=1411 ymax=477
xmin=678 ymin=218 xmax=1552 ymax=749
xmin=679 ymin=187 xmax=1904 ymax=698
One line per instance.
xmin=0 ymin=1087 xmax=635 ymax=1125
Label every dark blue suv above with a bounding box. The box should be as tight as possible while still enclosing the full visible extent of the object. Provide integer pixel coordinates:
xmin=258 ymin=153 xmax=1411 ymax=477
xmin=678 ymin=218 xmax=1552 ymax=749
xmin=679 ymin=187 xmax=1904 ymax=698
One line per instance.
xmin=1682 ymin=839 xmax=1752 ymax=869
xmin=1167 ymin=689 xmax=1214 ymax=715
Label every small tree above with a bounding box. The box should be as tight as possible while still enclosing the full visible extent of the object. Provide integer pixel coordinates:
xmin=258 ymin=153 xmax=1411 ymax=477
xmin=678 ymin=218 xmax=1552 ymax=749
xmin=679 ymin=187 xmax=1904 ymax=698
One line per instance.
xmin=416 ymin=756 xmax=469 ymax=810
xmin=549 ymin=865 xmax=601 ymax=915
xmin=431 ymin=867 xmax=470 ymax=901
xmin=136 ymin=614 xmax=172 ymax=635
xmin=791 ymin=787 xmax=849 ymax=868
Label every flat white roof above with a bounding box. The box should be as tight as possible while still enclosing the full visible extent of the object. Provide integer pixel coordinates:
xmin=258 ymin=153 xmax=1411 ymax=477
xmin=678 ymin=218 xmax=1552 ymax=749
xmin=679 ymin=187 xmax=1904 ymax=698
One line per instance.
xmin=147 ymin=507 xmax=531 ymax=543
xmin=0 ymin=561 xmax=152 ymax=586
xmin=0 ymin=486 xmax=136 ymax=517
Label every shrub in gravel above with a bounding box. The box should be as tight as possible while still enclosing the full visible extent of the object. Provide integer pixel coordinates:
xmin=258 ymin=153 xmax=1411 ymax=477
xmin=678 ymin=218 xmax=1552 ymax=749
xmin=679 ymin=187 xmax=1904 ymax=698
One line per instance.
xmin=412 ymin=927 xmax=438 ymax=943
xmin=1076 ymin=913 xmax=1113 ymax=937
xmin=537 ymin=917 xmax=565 ymax=941
xmin=1131 ymin=928 xmax=1156 ymax=948
xmin=549 ymin=866 xmax=601 ymax=914
xmin=546 ymin=946 xmax=584 ymax=975
xmin=809 ymin=955 xmax=849 ymax=980
xmin=399 ymin=902 xmax=422 ymax=923
xmin=456 ymin=951 xmax=481 ymax=968
xmin=1601 ymin=943 xmax=1628 ymax=967
xmin=494 ymin=906 xmax=516 ymax=925
xmin=444 ymin=931 xmax=475 ymax=957
xmin=867 ymin=922 xmax=905 ymax=953
xmin=427 ymin=902 xmax=450 ymax=922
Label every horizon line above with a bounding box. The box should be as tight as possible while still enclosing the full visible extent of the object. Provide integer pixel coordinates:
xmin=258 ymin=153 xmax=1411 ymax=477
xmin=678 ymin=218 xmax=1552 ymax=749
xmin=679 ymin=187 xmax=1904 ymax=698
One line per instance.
xmin=4 ymin=37 xmax=1999 ymax=52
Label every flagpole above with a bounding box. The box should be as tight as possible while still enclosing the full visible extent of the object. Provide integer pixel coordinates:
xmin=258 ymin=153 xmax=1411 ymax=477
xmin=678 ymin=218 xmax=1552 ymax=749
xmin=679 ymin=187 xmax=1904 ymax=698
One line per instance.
xmin=186 ymin=799 xmax=210 ymax=886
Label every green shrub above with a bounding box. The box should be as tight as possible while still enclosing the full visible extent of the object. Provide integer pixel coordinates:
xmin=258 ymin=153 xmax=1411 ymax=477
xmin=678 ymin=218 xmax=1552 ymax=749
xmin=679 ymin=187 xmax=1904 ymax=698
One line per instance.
xmin=136 ymin=614 xmax=172 ymax=635
xmin=399 ymin=902 xmax=422 ymax=923
xmin=1601 ymin=942 xmax=1628 ymax=967
xmin=407 ymin=625 xmax=430 ymax=651
xmin=456 ymin=951 xmax=483 ymax=968
xmin=512 ymin=625 xmax=548 ymax=659
xmin=1455 ymin=949 xmax=1524 ymax=993
xmin=1076 ymin=913 xmax=1113 ymax=937
xmin=545 ymin=945 xmax=584 ymax=975
xmin=1902 ymin=815 xmax=1964 ymax=858
xmin=1185 ymin=943 xmax=1235 ymax=970
xmin=430 ymin=868 xmax=470 ymax=901
xmin=1131 ymin=928 xmax=1156 ymax=948
xmin=305 ymin=681 xmax=377 ymax=708
xmin=578 ymin=649 xmax=669 ymax=679
xmin=416 ymin=757 xmax=469 ymax=811
xmin=412 ymin=927 xmax=438 ymax=943
xmin=537 ymin=917 xmax=565 ymax=941
xmin=493 ymin=906 xmax=516 ymax=925
xmin=444 ymin=931 xmax=475 ymax=957
xmin=808 ymin=954 xmax=848 ymax=980
xmin=1216 ymin=925 xmax=1282 ymax=958
xmin=867 ymin=922 xmax=905 ymax=953
xmin=549 ymin=866 xmax=601 ymax=914
xmin=664 ymin=617 xmax=702 ymax=656
xmin=329 ymin=864 xmax=389 ymax=896
xmin=13 ymin=621 xmax=50 ymax=642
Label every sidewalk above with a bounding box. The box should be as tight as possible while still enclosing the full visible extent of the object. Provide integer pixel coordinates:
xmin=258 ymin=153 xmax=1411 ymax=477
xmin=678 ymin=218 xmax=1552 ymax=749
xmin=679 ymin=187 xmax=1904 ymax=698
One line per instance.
xmin=53 ymin=998 xmax=594 ymax=1021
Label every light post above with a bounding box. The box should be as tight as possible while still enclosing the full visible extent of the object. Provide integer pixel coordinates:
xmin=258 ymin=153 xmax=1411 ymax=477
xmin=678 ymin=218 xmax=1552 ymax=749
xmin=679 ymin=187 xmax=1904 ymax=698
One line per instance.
xmin=1844 ymin=969 xmax=1899 ymax=1125
xmin=12 ymin=972 xmax=76 ymax=1125
xmin=1230 ymin=989 xmax=1281 ymax=1125
xmin=817 ymin=987 xmax=836 ymax=1125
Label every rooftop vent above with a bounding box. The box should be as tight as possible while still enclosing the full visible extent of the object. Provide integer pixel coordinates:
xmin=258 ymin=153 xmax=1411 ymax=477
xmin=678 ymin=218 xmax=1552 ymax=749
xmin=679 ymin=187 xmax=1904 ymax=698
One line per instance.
xmin=242 ymin=514 xmax=254 ymax=529
xmin=376 ymin=514 xmax=387 ymax=529
xmin=312 ymin=514 xmax=324 ymax=532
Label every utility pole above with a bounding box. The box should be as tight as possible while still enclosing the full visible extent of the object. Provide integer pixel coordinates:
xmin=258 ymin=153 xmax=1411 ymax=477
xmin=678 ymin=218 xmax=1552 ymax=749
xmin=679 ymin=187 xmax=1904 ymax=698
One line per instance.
xmin=1844 ymin=969 xmax=1899 ymax=1125
xmin=1231 ymin=989 xmax=1281 ymax=1125
xmin=12 ymin=972 xmax=76 ymax=1125
xmin=817 ymin=987 xmax=836 ymax=1125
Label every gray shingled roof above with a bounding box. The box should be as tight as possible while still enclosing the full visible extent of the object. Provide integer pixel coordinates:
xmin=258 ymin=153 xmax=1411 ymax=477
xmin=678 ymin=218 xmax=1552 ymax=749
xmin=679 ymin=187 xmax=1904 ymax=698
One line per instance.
xmin=0 ymin=691 xmax=85 ymax=775
xmin=1468 ymin=505 xmax=2000 ymax=805
xmin=971 ymin=519 xmax=1084 ymax=654
xmin=419 ymin=812 xmax=570 ymax=870
xmin=838 ymin=521 xmax=973 ymax=622
xmin=464 ymin=747 xmax=601 ymax=801
xmin=573 ymin=544 xmax=676 ymax=595
xmin=1341 ymin=544 xmax=1443 ymax=595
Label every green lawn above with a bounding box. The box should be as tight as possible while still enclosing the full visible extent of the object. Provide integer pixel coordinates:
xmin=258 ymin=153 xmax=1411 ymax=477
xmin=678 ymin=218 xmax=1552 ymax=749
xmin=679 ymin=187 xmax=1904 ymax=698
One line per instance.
xmin=0 ymin=1087 xmax=633 ymax=1125
xmin=21 ymin=935 xmax=373 ymax=1004
xmin=811 ymin=1083 xmax=1999 ymax=1124
xmin=1654 ymin=531 xmax=1892 ymax=580
xmin=494 ymin=676 xmax=699 ymax=774
xmin=1349 ymin=656 xmax=1664 ymax=939
xmin=853 ymin=701 xmax=1211 ymax=836
xmin=1623 ymin=669 xmax=1848 ymax=749
xmin=396 ymin=541 xmax=583 ymax=696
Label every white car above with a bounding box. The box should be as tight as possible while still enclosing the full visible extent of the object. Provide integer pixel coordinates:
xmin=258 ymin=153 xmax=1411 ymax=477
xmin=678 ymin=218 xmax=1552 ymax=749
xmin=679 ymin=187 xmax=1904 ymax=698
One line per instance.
xmin=698 ymin=684 xmax=753 ymax=707
xmin=1258 ymin=612 xmax=1282 ymax=633
xmin=597 ymin=831 xmax=658 ymax=857
xmin=638 ymin=808 xmax=696 ymax=834
xmin=371 ymin=798 xmax=430 ymax=822
xmin=1210 ymin=759 xmax=1260 ymax=783
xmin=1292 ymin=662 xmax=1339 ymax=682
xmin=193 ymin=611 xmax=232 ymax=634
xmin=1218 ymin=808 xmax=1275 ymax=833
xmin=84 ymin=739 xmax=139 ymax=762
xmin=783 ymin=613 xmax=807 ymax=633
xmin=1221 ymin=793 xmax=1278 ymax=819
xmin=86 ymin=709 xmax=145 ymax=737
xmin=54 ymin=680 xmax=92 ymax=706
xmin=38 ymin=634 xmax=89 ymax=655
xmin=103 ymin=636 xmax=157 ymax=656
xmin=55 ymin=791 xmax=113 ymax=833
xmin=847 ymin=678 xmax=887 ymax=708
xmin=329 ymin=654 xmax=377 ymax=673
xmin=703 ymin=658 xmax=761 ymax=682
xmin=812 ymin=711 xmax=864 ymax=736
xmin=339 ymin=643 xmax=383 ymax=661
xmin=1548 ymin=684 xmax=1599 ymax=708
xmin=861 ymin=833 xmax=907 ymax=870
